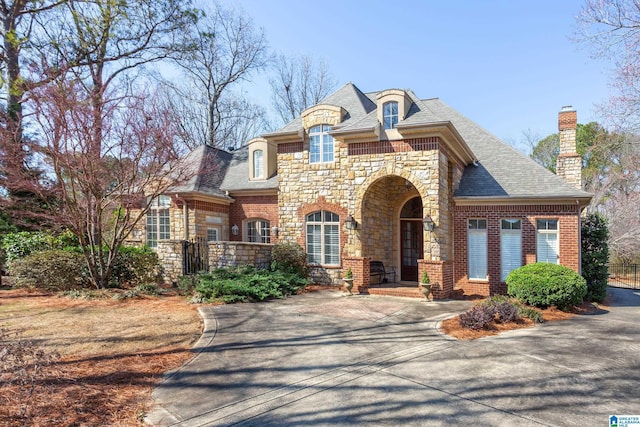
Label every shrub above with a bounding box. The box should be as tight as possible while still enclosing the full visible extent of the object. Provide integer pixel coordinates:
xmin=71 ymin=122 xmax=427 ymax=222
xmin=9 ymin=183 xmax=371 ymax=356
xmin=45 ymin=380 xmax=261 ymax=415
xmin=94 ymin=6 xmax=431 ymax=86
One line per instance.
xmin=458 ymin=305 xmax=495 ymax=330
xmin=194 ymin=265 xmax=310 ymax=303
xmin=2 ymin=232 xmax=53 ymax=262
xmin=517 ymin=306 xmax=544 ymax=323
xmin=178 ymin=275 xmax=200 ymax=295
xmin=493 ymin=302 xmax=520 ymax=323
xmin=9 ymin=250 xmax=86 ymax=291
xmin=581 ymin=213 xmax=609 ymax=302
xmin=271 ymin=242 xmax=308 ymax=277
xmin=110 ymin=246 xmax=160 ymax=288
xmin=506 ymin=263 xmax=587 ymax=311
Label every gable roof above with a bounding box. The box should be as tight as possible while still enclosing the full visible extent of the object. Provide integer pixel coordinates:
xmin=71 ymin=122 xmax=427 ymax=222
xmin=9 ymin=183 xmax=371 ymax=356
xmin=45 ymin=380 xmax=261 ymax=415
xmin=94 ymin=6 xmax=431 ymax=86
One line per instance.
xmin=219 ymin=147 xmax=278 ymax=192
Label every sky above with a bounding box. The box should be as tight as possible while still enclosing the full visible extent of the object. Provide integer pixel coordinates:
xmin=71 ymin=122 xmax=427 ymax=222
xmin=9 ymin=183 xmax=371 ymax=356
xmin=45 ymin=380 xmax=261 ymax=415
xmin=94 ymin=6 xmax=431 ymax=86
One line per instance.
xmin=217 ymin=0 xmax=612 ymax=154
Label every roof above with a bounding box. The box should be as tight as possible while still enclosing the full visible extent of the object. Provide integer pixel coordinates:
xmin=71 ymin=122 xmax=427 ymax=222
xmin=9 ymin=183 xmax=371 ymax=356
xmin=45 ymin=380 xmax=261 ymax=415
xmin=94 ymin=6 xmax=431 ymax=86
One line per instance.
xmin=219 ymin=147 xmax=278 ymax=192
xmin=421 ymin=99 xmax=592 ymax=200
xmin=169 ymin=144 xmax=233 ymax=198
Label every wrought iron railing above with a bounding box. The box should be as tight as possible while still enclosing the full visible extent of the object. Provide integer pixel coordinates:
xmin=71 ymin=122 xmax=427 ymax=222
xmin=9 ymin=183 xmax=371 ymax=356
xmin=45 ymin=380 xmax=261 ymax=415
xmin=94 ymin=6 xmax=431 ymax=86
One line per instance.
xmin=608 ymin=264 xmax=640 ymax=289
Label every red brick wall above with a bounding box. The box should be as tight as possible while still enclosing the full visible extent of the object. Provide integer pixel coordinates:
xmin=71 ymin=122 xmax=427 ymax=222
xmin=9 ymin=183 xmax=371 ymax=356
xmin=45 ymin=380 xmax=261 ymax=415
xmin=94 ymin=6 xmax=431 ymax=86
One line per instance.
xmin=453 ymin=204 xmax=581 ymax=297
xmin=229 ymin=194 xmax=279 ymax=243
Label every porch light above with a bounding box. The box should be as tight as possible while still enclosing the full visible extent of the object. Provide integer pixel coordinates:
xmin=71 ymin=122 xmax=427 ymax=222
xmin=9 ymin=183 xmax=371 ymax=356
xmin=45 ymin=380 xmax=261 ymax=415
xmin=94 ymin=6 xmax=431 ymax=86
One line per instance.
xmin=231 ymin=224 xmax=239 ymax=235
xmin=345 ymin=214 xmax=358 ymax=230
xmin=422 ymin=215 xmax=435 ymax=232
xmin=271 ymin=226 xmax=279 ymax=236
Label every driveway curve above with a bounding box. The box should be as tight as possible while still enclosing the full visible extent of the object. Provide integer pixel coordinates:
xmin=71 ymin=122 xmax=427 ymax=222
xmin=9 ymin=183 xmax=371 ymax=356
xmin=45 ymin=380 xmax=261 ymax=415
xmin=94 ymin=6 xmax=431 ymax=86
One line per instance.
xmin=147 ymin=288 xmax=640 ymax=427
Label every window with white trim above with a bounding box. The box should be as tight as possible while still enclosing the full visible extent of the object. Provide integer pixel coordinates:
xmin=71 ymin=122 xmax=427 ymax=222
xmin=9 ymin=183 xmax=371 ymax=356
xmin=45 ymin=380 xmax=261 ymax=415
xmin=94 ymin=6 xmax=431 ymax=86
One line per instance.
xmin=383 ymin=101 xmax=398 ymax=129
xmin=207 ymin=228 xmax=219 ymax=242
xmin=253 ymin=149 xmax=264 ymax=179
xmin=309 ymin=124 xmax=334 ymax=163
xmin=468 ymin=219 xmax=487 ymax=280
xmin=146 ymin=195 xmax=171 ymax=248
xmin=306 ymin=211 xmax=340 ymax=265
xmin=501 ymin=219 xmax=522 ymax=281
xmin=536 ymin=219 xmax=559 ymax=264
xmin=246 ymin=219 xmax=270 ymax=243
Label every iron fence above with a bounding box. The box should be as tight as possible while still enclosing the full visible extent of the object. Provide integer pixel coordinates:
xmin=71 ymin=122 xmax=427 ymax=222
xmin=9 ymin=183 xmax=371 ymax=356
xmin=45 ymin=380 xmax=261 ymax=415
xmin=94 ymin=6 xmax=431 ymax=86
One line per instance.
xmin=608 ymin=264 xmax=640 ymax=289
xmin=182 ymin=237 xmax=209 ymax=275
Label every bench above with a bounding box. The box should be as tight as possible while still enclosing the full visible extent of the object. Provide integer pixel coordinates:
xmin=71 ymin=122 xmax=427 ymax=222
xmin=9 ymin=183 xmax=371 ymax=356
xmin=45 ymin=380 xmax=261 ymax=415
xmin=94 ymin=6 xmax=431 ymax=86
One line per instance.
xmin=370 ymin=261 xmax=395 ymax=285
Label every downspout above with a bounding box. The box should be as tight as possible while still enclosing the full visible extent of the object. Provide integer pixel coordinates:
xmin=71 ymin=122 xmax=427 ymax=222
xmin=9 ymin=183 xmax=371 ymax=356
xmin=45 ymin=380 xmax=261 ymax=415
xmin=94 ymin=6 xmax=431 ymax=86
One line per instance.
xmin=176 ymin=194 xmax=189 ymax=240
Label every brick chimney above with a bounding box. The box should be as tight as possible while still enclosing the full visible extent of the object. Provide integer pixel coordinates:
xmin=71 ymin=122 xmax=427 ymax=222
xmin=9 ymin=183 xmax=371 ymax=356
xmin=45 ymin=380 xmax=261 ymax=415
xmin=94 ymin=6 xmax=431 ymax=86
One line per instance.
xmin=556 ymin=106 xmax=582 ymax=189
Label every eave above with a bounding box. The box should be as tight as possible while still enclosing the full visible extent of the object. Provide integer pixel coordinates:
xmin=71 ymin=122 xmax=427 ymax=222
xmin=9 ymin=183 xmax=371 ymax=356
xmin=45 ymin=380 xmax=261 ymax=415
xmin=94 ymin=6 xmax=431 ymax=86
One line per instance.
xmin=454 ymin=195 xmax=593 ymax=208
xmin=397 ymin=121 xmax=477 ymax=165
xmin=166 ymin=191 xmax=233 ymax=205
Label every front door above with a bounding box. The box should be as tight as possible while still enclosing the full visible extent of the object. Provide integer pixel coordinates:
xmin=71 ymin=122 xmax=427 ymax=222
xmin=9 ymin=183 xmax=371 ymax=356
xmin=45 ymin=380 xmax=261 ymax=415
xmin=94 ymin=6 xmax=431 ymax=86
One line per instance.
xmin=401 ymin=220 xmax=422 ymax=281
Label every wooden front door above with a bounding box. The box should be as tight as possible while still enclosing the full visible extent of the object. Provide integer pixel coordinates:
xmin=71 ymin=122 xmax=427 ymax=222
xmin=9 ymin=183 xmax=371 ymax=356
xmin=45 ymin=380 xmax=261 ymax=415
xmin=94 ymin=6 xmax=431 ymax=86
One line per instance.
xmin=401 ymin=220 xmax=422 ymax=282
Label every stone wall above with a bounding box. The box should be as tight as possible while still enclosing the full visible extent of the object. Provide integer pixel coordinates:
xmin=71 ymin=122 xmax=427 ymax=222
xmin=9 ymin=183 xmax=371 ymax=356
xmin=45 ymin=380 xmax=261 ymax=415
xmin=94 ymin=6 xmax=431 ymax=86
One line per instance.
xmin=208 ymin=242 xmax=272 ymax=270
xmin=156 ymin=240 xmax=184 ymax=284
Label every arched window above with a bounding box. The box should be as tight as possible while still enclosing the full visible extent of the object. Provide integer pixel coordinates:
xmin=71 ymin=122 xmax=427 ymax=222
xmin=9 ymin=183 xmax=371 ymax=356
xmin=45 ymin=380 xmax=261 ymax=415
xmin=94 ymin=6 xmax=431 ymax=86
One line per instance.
xmin=309 ymin=124 xmax=334 ymax=163
xmin=383 ymin=101 xmax=398 ymax=129
xmin=146 ymin=195 xmax=171 ymax=247
xmin=246 ymin=219 xmax=270 ymax=243
xmin=253 ymin=149 xmax=264 ymax=179
xmin=306 ymin=211 xmax=340 ymax=265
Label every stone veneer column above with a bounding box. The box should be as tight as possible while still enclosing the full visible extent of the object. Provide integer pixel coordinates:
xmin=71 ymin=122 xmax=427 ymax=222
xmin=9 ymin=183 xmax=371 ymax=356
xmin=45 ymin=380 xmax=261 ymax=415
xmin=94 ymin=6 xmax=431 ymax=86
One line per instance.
xmin=556 ymin=106 xmax=582 ymax=190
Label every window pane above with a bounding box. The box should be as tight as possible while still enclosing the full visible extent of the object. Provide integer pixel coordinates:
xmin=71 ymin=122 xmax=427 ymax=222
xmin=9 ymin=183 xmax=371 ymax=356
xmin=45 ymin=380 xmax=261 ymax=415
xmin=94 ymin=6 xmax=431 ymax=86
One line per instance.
xmin=501 ymin=220 xmax=522 ymax=281
xmin=468 ymin=225 xmax=487 ymax=279
xmin=309 ymin=134 xmax=320 ymax=163
xmin=247 ymin=221 xmax=258 ymax=242
xmin=207 ymin=228 xmax=219 ymax=242
xmin=324 ymin=224 xmax=339 ymax=265
xmin=159 ymin=210 xmax=170 ymax=240
xmin=146 ymin=214 xmax=157 ymax=247
xmin=322 ymin=133 xmax=334 ymax=162
xmin=324 ymin=211 xmax=339 ymax=222
xmin=537 ymin=231 xmax=559 ymax=264
xmin=307 ymin=224 xmax=322 ymax=264
xmin=253 ymin=150 xmax=263 ymax=178
xmin=307 ymin=211 xmax=322 ymax=222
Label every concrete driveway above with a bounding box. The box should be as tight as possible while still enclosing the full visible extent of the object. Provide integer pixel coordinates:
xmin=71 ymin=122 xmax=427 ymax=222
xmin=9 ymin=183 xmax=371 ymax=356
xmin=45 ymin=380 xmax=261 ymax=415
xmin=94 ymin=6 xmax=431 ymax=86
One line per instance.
xmin=146 ymin=287 xmax=640 ymax=426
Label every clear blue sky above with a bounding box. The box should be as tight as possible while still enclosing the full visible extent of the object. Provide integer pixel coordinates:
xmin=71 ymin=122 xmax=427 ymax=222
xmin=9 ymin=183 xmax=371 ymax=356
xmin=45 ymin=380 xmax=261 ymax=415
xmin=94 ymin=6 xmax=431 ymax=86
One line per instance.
xmin=219 ymin=0 xmax=611 ymax=153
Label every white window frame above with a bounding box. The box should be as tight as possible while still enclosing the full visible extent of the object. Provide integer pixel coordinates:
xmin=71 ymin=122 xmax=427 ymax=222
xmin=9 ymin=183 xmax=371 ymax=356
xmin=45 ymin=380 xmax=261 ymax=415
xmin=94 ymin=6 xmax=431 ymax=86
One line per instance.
xmin=468 ymin=219 xmax=488 ymax=280
xmin=309 ymin=124 xmax=334 ymax=164
xmin=246 ymin=219 xmax=271 ymax=243
xmin=207 ymin=227 xmax=220 ymax=242
xmin=146 ymin=195 xmax=171 ymax=248
xmin=383 ymin=101 xmax=399 ymax=130
xmin=253 ymin=149 xmax=264 ymax=179
xmin=501 ymin=219 xmax=522 ymax=281
xmin=306 ymin=211 xmax=340 ymax=265
xmin=536 ymin=219 xmax=559 ymax=264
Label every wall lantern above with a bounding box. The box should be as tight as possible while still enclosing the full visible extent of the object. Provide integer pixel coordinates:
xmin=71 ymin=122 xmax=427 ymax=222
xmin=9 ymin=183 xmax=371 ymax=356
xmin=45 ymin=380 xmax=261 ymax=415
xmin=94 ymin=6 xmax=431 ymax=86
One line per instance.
xmin=345 ymin=214 xmax=358 ymax=230
xmin=231 ymin=224 xmax=239 ymax=236
xmin=271 ymin=226 xmax=279 ymax=237
xmin=422 ymin=215 xmax=435 ymax=232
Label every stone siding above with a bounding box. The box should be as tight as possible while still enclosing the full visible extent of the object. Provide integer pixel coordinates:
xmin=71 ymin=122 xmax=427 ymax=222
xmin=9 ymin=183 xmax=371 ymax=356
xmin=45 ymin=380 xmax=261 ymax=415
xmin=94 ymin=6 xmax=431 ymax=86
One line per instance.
xmin=209 ymin=242 xmax=272 ymax=270
xmin=156 ymin=240 xmax=184 ymax=284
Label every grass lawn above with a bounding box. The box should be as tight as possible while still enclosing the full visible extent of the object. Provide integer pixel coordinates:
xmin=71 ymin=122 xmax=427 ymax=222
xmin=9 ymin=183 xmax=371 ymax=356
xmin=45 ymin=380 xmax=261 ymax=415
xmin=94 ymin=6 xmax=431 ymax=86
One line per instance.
xmin=0 ymin=285 xmax=203 ymax=426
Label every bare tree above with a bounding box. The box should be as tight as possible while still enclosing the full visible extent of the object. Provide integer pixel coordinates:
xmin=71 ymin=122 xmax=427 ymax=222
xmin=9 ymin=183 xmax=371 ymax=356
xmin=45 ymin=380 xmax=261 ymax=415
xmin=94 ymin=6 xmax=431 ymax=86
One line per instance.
xmin=170 ymin=3 xmax=269 ymax=148
xmin=269 ymin=53 xmax=338 ymax=124
xmin=30 ymin=80 xmax=194 ymax=288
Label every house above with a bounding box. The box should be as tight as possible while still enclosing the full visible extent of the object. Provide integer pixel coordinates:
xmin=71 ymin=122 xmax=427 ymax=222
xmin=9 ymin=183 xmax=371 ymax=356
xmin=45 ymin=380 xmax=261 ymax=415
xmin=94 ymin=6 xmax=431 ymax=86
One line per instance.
xmin=132 ymin=82 xmax=591 ymax=299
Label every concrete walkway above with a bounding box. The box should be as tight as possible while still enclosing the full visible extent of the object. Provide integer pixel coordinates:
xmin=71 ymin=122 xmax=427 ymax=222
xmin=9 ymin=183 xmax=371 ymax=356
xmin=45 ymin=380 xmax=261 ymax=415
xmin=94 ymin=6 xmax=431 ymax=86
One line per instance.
xmin=147 ymin=288 xmax=640 ymax=426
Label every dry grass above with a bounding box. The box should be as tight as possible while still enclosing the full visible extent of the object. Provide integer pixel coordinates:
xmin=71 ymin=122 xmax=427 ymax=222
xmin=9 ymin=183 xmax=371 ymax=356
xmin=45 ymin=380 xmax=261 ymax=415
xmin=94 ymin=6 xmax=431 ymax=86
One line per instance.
xmin=0 ymin=287 xmax=202 ymax=426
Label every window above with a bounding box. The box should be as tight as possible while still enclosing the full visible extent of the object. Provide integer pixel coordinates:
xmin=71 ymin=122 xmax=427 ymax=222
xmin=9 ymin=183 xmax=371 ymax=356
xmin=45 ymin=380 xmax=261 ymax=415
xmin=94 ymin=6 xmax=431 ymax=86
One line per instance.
xmin=501 ymin=219 xmax=522 ymax=281
xmin=247 ymin=219 xmax=270 ymax=243
xmin=383 ymin=101 xmax=398 ymax=130
xmin=253 ymin=149 xmax=264 ymax=179
xmin=537 ymin=219 xmax=559 ymax=264
xmin=146 ymin=195 xmax=171 ymax=248
xmin=207 ymin=228 xmax=219 ymax=242
xmin=309 ymin=124 xmax=334 ymax=163
xmin=306 ymin=211 xmax=340 ymax=265
xmin=468 ymin=219 xmax=487 ymax=280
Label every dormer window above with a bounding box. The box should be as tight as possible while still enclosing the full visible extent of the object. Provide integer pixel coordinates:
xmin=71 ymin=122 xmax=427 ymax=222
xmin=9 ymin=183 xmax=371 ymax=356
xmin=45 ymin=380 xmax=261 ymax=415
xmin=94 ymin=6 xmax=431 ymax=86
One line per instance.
xmin=253 ymin=149 xmax=264 ymax=179
xmin=383 ymin=101 xmax=398 ymax=129
xmin=309 ymin=124 xmax=334 ymax=163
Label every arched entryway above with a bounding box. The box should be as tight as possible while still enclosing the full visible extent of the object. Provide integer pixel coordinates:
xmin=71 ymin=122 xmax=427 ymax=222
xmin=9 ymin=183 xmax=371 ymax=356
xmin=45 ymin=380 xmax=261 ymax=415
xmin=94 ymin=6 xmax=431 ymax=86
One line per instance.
xmin=399 ymin=196 xmax=423 ymax=282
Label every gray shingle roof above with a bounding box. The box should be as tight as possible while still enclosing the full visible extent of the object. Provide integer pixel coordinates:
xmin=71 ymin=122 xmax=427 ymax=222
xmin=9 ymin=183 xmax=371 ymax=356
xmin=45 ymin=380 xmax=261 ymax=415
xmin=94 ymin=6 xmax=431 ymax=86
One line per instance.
xmin=219 ymin=147 xmax=278 ymax=192
xmin=170 ymin=144 xmax=232 ymax=198
xmin=422 ymin=99 xmax=592 ymax=200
